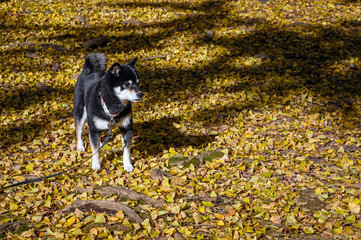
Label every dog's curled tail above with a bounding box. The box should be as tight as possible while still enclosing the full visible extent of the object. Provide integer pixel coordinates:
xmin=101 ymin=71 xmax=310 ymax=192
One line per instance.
xmin=84 ymin=53 xmax=107 ymax=73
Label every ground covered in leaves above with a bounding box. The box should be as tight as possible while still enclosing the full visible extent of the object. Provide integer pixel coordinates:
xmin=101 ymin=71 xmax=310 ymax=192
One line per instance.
xmin=1 ymin=0 xmax=361 ymax=239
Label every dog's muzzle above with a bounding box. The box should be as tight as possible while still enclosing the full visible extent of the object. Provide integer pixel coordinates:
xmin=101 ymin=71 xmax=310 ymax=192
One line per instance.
xmin=130 ymin=92 xmax=143 ymax=102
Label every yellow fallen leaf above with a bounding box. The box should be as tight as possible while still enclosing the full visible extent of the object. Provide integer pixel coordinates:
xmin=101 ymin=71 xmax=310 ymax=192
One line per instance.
xmin=116 ymin=210 xmax=125 ymax=219
xmin=193 ymin=213 xmax=203 ymax=224
xmin=21 ymin=229 xmax=35 ymax=237
xmin=54 ymin=232 xmax=64 ymax=239
xmin=65 ymin=215 xmax=77 ymax=226
xmin=337 ymin=146 xmax=345 ymax=153
xmin=171 ymin=205 xmax=180 ymax=214
xmin=332 ymin=226 xmax=343 ymax=235
xmin=94 ymin=213 xmax=106 ymax=223
xmin=217 ymin=220 xmax=225 ymax=226
xmin=349 ymin=202 xmax=360 ymax=214
xmin=202 ymin=201 xmax=215 ymax=207
xmin=12 ymin=176 xmax=25 ymax=182
xmin=25 ymin=163 xmax=34 ymax=172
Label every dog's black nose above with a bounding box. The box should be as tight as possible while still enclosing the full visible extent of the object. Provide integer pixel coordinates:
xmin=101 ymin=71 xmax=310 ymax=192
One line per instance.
xmin=136 ymin=92 xmax=143 ymax=98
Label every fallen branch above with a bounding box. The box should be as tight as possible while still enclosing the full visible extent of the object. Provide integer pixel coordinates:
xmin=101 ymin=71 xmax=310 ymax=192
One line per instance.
xmin=82 ymin=36 xmax=108 ymax=48
xmin=74 ymin=186 xmax=166 ymax=208
xmin=97 ymin=186 xmax=166 ymax=208
xmin=0 ymin=221 xmax=26 ymax=233
xmin=183 ymin=194 xmax=234 ymax=206
xmin=39 ymin=43 xmax=70 ymax=52
xmin=7 ymin=42 xmax=69 ymax=52
xmin=8 ymin=42 xmax=35 ymax=49
xmin=120 ymin=20 xmax=145 ymax=26
xmin=141 ymin=55 xmax=168 ymax=61
xmin=62 ymin=199 xmax=143 ymax=223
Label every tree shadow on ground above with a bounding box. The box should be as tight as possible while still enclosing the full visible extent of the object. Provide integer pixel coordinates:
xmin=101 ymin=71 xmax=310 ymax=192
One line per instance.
xmin=133 ymin=117 xmax=216 ymax=156
xmin=0 ymin=83 xmax=71 ymax=111
xmin=1 ymin=0 xmax=360 ymax=151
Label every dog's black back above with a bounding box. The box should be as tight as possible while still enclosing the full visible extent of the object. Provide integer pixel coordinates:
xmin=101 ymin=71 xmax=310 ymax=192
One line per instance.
xmin=73 ymin=53 xmax=107 ymax=121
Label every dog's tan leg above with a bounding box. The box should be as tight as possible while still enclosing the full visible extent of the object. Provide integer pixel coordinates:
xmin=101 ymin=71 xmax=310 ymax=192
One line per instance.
xmin=75 ymin=107 xmax=87 ymax=151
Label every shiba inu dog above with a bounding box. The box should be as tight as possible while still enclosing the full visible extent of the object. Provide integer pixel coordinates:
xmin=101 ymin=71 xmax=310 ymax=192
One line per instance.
xmin=73 ymin=53 xmax=143 ymax=172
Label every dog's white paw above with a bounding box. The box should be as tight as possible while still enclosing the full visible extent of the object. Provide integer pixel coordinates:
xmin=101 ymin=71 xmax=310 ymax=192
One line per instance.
xmin=92 ymin=163 xmax=101 ymax=170
xmin=77 ymin=144 xmax=85 ymax=152
xmin=123 ymin=163 xmax=134 ymax=173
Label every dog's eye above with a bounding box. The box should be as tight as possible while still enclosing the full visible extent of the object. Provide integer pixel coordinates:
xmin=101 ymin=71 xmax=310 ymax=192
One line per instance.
xmin=124 ymin=82 xmax=132 ymax=88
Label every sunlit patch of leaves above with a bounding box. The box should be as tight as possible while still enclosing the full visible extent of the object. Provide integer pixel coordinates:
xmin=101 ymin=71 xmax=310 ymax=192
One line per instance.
xmin=1 ymin=0 xmax=361 ymax=239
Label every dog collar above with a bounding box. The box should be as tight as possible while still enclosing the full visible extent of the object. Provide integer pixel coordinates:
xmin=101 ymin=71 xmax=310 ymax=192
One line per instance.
xmin=100 ymin=95 xmax=121 ymax=118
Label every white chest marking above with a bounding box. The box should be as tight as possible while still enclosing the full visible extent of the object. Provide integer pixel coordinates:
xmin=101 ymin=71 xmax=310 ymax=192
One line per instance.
xmin=120 ymin=114 xmax=131 ymax=128
xmin=114 ymin=87 xmax=130 ymax=100
xmin=93 ymin=116 xmax=109 ymax=130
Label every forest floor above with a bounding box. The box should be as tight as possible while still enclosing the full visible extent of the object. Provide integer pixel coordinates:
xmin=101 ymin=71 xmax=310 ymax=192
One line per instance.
xmin=0 ymin=0 xmax=361 ymax=239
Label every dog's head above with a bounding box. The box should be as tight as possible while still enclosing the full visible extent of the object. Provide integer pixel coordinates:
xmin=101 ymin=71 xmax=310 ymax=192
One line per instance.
xmin=107 ymin=57 xmax=143 ymax=102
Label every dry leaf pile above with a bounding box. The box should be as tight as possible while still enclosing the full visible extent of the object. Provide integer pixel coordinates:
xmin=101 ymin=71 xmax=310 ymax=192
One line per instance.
xmin=0 ymin=0 xmax=361 ymax=239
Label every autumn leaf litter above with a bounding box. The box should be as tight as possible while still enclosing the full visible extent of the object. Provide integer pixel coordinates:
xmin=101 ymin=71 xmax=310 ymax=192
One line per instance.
xmin=0 ymin=0 xmax=361 ymax=239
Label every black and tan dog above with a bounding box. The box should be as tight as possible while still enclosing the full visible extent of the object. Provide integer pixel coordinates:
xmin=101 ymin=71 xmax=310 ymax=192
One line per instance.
xmin=73 ymin=53 xmax=143 ymax=172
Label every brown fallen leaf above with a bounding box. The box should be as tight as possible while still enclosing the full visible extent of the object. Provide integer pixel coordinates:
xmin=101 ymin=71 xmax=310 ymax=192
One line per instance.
xmin=75 ymin=15 xmax=87 ymax=24
xmin=353 ymin=183 xmax=361 ymax=188
xmin=204 ymin=30 xmax=214 ymax=42
xmin=321 ymin=231 xmax=334 ymax=239
xmin=35 ymin=82 xmax=50 ymax=92
xmin=52 ymin=62 xmax=60 ymax=71
xmin=270 ymin=215 xmax=282 ymax=225
xmin=150 ymin=168 xmax=166 ymax=180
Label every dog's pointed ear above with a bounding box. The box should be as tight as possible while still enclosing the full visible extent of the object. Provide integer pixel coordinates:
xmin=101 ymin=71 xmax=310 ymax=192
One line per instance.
xmin=127 ymin=57 xmax=138 ymax=67
xmin=110 ymin=63 xmax=122 ymax=76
